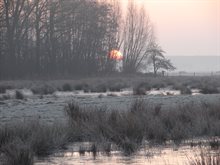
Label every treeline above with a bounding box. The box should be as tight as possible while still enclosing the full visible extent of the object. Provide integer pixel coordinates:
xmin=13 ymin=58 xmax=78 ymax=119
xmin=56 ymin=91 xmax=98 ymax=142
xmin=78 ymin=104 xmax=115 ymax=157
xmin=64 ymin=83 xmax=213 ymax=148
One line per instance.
xmin=0 ymin=0 xmax=123 ymax=79
xmin=0 ymin=0 xmax=171 ymax=79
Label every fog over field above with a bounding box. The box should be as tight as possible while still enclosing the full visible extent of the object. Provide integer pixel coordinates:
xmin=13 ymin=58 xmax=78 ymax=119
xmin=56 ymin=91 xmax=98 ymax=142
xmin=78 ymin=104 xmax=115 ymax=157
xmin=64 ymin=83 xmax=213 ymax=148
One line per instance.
xmin=0 ymin=0 xmax=220 ymax=164
xmin=168 ymin=56 xmax=220 ymax=72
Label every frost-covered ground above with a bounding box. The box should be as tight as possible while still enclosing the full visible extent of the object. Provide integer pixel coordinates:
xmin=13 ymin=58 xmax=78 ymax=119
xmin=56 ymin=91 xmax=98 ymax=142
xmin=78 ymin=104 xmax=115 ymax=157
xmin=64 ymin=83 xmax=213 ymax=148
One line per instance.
xmin=1 ymin=88 xmax=220 ymax=125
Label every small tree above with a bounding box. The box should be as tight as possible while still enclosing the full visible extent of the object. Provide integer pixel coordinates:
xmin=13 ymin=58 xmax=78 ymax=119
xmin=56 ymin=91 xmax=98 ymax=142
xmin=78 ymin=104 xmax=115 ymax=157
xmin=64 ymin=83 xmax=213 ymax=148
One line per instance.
xmin=148 ymin=43 xmax=176 ymax=75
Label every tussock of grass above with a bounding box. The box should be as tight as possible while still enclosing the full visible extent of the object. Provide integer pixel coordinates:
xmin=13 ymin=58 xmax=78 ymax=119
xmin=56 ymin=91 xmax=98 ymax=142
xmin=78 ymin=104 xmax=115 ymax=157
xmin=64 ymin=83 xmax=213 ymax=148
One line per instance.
xmin=1 ymin=139 xmax=34 ymax=165
xmin=0 ymin=121 xmax=69 ymax=163
xmin=65 ymin=99 xmax=220 ymax=154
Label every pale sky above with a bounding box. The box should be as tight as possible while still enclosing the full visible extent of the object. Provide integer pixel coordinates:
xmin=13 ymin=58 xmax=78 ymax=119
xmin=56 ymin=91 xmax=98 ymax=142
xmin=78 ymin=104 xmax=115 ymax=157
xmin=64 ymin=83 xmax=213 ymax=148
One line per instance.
xmin=121 ymin=0 xmax=220 ymax=56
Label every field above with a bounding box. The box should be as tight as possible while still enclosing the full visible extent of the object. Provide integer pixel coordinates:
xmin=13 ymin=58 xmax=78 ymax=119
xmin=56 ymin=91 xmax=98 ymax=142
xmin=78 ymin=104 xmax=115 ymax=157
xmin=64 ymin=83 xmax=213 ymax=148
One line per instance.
xmin=0 ymin=75 xmax=220 ymax=164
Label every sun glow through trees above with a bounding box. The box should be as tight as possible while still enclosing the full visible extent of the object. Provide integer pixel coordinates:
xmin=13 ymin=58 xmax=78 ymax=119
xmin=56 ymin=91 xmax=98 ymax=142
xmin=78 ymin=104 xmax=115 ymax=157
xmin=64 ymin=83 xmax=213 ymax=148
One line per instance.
xmin=109 ymin=50 xmax=123 ymax=60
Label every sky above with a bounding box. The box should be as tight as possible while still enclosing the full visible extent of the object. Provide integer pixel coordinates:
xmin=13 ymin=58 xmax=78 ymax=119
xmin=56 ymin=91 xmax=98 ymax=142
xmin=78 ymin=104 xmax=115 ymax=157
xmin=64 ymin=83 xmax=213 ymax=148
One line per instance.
xmin=121 ymin=0 xmax=220 ymax=56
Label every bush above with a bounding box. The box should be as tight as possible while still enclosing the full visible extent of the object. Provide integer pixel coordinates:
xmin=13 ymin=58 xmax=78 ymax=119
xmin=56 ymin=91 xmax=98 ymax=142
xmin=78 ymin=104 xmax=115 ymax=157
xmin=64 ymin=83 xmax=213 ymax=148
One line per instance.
xmin=201 ymin=86 xmax=219 ymax=94
xmin=152 ymin=83 xmax=165 ymax=90
xmin=91 ymin=84 xmax=107 ymax=93
xmin=15 ymin=90 xmax=24 ymax=100
xmin=0 ymin=86 xmax=7 ymax=94
xmin=74 ymin=83 xmax=89 ymax=91
xmin=133 ymin=87 xmax=146 ymax=95
xmin=0 ymin=95 xmax=10 ymax=101
xmin=31 ymin=85 xmax=55 ymax=95
xmin=62 ymin=83 xmax=72 ymax=91
xmin=109 ymin=82 xmax=127 ymax=92
xmin=0 ymin=85 xmax=12 ymax=94
xmin=133 ymin=83 xmax=149 ymax=95
xmin=173 ymin=84 xmax=192 ymax=95
xmin=180 ymin=86 xmax=192 ymax=95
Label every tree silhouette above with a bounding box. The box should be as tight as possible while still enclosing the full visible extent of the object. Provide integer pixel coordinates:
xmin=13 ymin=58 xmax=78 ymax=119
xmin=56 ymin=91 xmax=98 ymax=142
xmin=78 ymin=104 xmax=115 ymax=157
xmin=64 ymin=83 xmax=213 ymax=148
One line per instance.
xmin=148 ymin=42 xmax=176 ymax=75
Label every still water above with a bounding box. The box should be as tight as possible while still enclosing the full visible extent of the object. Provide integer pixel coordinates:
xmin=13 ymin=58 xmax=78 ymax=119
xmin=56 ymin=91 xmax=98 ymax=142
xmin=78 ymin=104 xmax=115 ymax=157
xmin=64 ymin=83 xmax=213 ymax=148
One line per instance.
xmin=36 ymin=143 xmax=218 ymax=165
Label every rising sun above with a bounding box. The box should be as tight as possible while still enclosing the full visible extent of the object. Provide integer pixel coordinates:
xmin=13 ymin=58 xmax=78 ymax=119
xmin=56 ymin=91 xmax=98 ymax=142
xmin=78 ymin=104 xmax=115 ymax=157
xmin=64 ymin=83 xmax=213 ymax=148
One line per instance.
xmin=109 ymin=50 xmax=123 ymax=60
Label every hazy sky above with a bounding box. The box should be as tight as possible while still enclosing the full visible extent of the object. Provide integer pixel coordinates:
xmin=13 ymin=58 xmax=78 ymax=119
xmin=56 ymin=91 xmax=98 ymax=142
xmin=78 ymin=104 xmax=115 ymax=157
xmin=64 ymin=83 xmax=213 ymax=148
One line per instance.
xmin=122 ymin=0 xmax=220 ymax=56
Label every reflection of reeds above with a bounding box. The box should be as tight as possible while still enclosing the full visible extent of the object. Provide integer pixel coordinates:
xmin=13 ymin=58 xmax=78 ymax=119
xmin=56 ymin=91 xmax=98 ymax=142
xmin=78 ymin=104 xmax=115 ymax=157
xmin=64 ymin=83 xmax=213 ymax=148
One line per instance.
xmin=189 ymin=151 xmax=220 ymax=165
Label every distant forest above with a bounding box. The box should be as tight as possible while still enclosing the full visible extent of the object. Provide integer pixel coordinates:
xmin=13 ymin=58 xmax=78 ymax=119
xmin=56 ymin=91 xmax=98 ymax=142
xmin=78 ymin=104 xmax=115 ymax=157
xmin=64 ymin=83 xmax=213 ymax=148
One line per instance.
xmin=0 ymin=0 xmax=174 ymax=79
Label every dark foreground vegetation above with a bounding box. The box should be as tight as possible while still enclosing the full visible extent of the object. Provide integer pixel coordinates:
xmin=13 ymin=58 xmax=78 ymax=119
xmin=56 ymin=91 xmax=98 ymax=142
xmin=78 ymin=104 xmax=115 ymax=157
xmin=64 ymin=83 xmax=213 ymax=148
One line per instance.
xmin=0 ymin=99 xmax=220 ymax=164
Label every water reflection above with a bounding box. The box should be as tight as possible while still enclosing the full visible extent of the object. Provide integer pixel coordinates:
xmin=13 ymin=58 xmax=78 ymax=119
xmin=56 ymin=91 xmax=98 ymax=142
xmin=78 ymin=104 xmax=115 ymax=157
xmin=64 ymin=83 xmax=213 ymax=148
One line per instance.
xmin=36 ymin=145 xmax=218 ymax=165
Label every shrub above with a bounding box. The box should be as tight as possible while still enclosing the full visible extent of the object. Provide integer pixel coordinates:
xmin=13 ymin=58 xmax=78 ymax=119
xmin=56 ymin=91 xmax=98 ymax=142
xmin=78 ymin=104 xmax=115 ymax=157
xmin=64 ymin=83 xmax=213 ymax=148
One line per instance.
xmin=209 ymin=139 xmax=219 ymax=149
xmin=0 ymin=86 xmax=7 ymax=94
xmin=15 ymin=90 xmax=24 ymax=100
xmin=152 ymin=83 xmax=165 ymax=90
xmin=133 ymin=82 xmax=152 ymax=95
xmin=201 ymin=86 xmax=219 ymax=94
xmin=0 ymin=85 xmax=12 ymax=94
xmin=74 ymin=83 xmax=89 ymax=91
xmin=91 ymin=84 xmax=107 ymax=93
xmin=31 ymin=85 xmax=55 ymax=95
xmin=133 ymin=86 xmax=146 ymax=95
xmin=0 ymin=95 xmax=10 ymax=101
xmin=62 ymin=83 xmax=72 ymax=91
xmin=180 ymin=86 xmax=192 ymax=95
xmin=109 ymin=82 xmax=127 ymax=92
xmin=173 ymin=84 xmax=192 ymax=95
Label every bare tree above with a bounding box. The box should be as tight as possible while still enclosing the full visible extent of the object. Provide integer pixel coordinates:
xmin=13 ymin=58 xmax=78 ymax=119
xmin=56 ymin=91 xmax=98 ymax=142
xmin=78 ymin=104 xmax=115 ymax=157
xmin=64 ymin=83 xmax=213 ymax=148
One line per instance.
xmin=122 ymin=1 xmax=153 ymax=73
xmin=3 ymin=0 xmax=37 ymax=77
xmin=0 ymin=0 xmax=125 ymax=78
